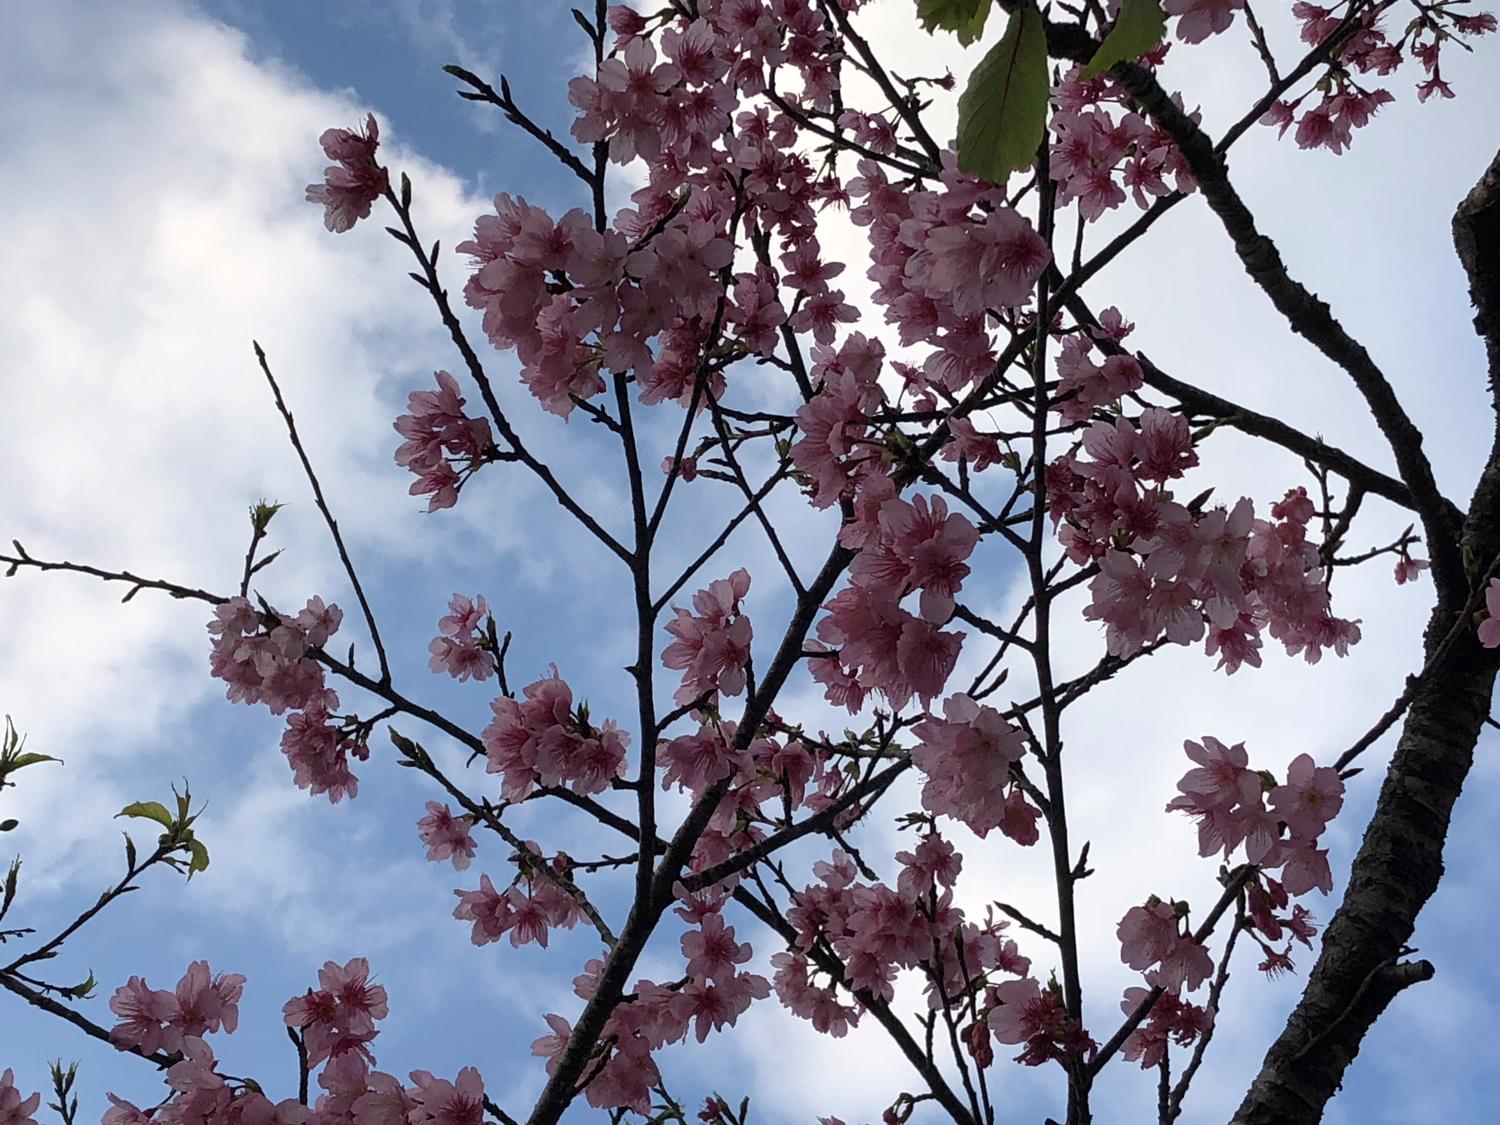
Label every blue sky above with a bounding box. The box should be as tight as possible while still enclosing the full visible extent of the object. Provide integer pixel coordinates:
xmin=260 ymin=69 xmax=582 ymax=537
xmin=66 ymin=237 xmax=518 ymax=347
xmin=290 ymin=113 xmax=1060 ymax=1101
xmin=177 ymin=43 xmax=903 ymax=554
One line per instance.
xmin=2 ymin=1 xmax=1499 ymax=1122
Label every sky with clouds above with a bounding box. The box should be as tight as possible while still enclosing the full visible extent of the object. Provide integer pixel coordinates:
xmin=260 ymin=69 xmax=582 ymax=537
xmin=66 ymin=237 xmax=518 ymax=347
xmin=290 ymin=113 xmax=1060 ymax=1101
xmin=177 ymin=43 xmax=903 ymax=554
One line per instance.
xmin=2 ymin=1 xmax=1498 ymax=1122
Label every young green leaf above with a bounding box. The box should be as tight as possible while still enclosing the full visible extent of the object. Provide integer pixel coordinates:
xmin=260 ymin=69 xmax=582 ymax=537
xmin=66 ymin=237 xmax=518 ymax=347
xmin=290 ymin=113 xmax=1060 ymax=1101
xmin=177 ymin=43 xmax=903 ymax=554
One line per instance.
xmin=1081 ymin=0 xmax=1167 ymax=78
xmin=186 ymin=838 xmax=211 ymax=877
xmin=916 ymin=0 xmax=993 ymax=45
xmin=116 ymin=801 xmax=174 ymax=829
xmin=956 ymin=5 xmax=1049 ymax=185
xmin=1 ymin=857 xmax=19 ymax=920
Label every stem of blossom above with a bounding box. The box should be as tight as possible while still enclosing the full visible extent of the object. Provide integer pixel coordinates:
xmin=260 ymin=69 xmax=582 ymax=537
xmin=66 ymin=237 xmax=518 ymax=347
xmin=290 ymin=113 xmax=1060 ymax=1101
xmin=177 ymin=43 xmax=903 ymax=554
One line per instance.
xmin=442 ymin=67 xmax=597 ymax=189
xmin=254 ymin=342 xmax=391 ymax=685
xmin=286 ymin=1027 xmax=309 ymax=1105
xmin=612 ymin=369 xmax=662 ymax=908
xmin=820 ymin=0 xmax=944 ymax=166
xmin=994 ymin=901 xmax=1062 ymax=945
xmin=0 ymin=547 xmax=224 ymax=607
xmin=1024 ymin=129 xmax=1093 ymax=1125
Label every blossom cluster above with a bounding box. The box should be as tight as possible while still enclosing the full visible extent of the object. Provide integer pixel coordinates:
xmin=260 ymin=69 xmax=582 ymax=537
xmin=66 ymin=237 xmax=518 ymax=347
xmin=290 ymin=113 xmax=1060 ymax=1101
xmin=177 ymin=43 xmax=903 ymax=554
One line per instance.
xmin=1261 ymin=2 xmax=1496 ymax=153
xmin=812 ymin=485 xmax=978 ymax=712
xmin=481 ymin=668 xmax=628 ymax=800
xmin=662 ymin=569 xmax=753 ymax=705
xmin=849 ymin=157 xmax=1048 ymax=398
xmin=305 ymin=114 xmax=387 ymax=233
xmin=415 ymin=801 xmax=477 ymax=871
xmin=425 ymin=593 xmax=494 ymax=682
xmin=910 ymin=694 xmax=1039 ymax=843
xmin=774 ymin=842 xmax=1092 ymax=1068
xmin=207 ymin=597 xmax=367 ymax=802
xmin=103 ymin=959 xmax=497 ymax=1125
xmin=1050 ymin=66 xmax=1198 ymax=222
xmin=1045 ymin=338 xmax=1360 ymax=671
xmin=393 ymin=373 xmax=494 ymax=513
xmin=452 ymin=859 xmax=584 ymax=950
xmin=108 ymin=962 xmax=246 ymax=1057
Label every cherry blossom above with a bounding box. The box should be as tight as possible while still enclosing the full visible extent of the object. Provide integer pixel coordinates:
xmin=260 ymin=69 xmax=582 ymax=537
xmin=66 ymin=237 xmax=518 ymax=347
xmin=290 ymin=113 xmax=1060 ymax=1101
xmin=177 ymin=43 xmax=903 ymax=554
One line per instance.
xmin=305 ymin=115 xmax=387 ymax=233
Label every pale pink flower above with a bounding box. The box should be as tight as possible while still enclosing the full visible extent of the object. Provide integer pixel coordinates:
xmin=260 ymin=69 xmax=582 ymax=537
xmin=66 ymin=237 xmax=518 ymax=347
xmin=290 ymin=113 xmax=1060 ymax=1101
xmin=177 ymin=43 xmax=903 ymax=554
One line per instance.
xmin=1277 ymin=838 xmax=1334 ymax=896
xmin=1163 ymin=0 xmax=1243 ymax=43
xmin=417 ymin=802 xmax=477 ymax=870
xmin=108 ymin=976 xmax=176 ymax=1054
xmin=1269 ymin=753 xmax=1344 ymax=840
xmin=682 ymin=914 xmax=754 ymax=983
xmin=669 ymin=971 xmax=770 ymax=1042
xmin=911 ymin=695 xmax=1027 ymax=837
xmin=0 ymin=1070 xmax=40 ymax=1125
xmin=1479 ymin=578 xmax=1500 ymax=648
xmin=663 ymin=570 xmax=754 ymax=705
xmin=306 ymin=115 xmax=388 ymax=233
xmin=452 ymin=874 xmax=515 ymax=946
xmin=406 ymin=1068 xmax=484 ymax=1125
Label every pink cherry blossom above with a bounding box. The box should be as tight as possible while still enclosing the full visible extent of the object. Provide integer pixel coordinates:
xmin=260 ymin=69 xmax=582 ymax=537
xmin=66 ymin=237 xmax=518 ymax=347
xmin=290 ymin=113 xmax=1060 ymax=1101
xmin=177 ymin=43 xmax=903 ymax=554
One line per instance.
xmin=1163 ymin=0 xmax=1243 ymax=43
xmin=0 ymin=1073 xmax=39 ymax=1125
xmin=306 ymin=115 xmax=388 ymax=233
xmin=417 ymin=802 xmax=478 ymax=871
xmin=1268 ymin=753 xmax=1344 ymax=841
xmin=662 ymin=570 xmax=753 ymax=705
xmin=911 ymin=694 xmax=1028 ymax=837
xmin=406 ymin=1068 xmax=484 ymax=1125
xmin=1479 ymin=578 xmax=1500 ymax=648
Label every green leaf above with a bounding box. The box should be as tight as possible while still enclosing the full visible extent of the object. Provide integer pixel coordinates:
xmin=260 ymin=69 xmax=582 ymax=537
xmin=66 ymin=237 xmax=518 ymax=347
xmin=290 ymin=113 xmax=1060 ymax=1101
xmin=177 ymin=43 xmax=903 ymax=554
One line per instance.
xmin=117 ymin=801 xmax=174 ymax=829
xmin=916 ymin=0 xmax=993 ymax=45
xmin=1081 ymin=0 xmax=1167 ymax=78
xmin=63 ymin=971 xmax=96 ymax=1000
xmin=956 ymin=6 xmax=1050 ymax=185
xmin=186 ymin=837 xmax=211 ymax=877
xmin=0 ymin=857 xmax=19 ymax=921
xmin=6 ymin=752 xmax=60 ymax=771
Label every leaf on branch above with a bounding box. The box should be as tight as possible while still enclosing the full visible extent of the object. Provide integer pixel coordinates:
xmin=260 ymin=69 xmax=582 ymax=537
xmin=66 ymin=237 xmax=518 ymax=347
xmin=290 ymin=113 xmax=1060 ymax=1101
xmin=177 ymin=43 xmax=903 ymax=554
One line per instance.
xmin=250 ymin=499 xmax=283 ymax=533
xmin=116 ymin=801 xmax=174 ymax=829
xmin=956 ymin=5 xmax=1049 ymax=185
xmin=0 ymin=858 xmax=20 ymax=922
xmin=0 ymin=820 xmax=16 ymax=832
xmin=186 ymin=837 xmax=211 ymax=878
xmin=62 ymin=970 xmax=97 ymax=1001
xmin=916 ymin=0 xmax=993 ymax=45
xmin=1081 ymin=0 xmax=1166 ymax=78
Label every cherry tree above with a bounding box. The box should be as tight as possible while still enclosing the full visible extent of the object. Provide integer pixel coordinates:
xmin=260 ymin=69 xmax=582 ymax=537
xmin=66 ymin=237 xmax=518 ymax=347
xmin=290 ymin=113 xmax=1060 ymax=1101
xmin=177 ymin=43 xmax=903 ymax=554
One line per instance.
xmin=3 ymin=1 xmax=1500 ymax=1123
